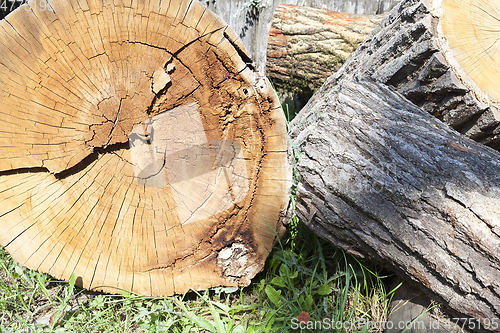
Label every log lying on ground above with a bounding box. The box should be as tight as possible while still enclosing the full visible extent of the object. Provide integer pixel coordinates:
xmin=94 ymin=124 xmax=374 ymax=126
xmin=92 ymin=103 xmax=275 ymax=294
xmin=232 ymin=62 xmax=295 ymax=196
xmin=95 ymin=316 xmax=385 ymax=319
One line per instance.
xmin=289 ymin=78 xmax=500 ymax=326
xmin=0 ymin=0 xmax=290 ymax=296
xmin=330 ymin=0 xmax=500 ymax=151
xmin=288 ymin=0 xmax=500 ymax=325
xmin=266 ymin=5 xmax=385 ymax=94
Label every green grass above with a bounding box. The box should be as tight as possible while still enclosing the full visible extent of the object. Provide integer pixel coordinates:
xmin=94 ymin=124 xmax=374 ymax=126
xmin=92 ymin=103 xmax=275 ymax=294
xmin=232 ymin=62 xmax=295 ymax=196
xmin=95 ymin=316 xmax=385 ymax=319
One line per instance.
xmin=0 ymin=218 xmax=399 ymax=332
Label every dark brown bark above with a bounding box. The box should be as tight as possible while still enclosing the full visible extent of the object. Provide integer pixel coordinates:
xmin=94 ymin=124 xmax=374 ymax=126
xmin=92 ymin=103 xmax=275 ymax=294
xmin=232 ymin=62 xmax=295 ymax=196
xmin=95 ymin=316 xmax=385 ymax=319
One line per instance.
xmin=285 ymin=0 xmax=500 ymax=327
xmin=288 ymin=77 xmax=500 ymax=328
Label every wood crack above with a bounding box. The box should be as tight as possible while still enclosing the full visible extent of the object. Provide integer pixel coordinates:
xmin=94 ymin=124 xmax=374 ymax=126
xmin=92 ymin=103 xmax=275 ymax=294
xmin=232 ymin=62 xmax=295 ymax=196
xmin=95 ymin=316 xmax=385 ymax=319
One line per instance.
xmin=0 ymin=0 xmax=289 ymax=298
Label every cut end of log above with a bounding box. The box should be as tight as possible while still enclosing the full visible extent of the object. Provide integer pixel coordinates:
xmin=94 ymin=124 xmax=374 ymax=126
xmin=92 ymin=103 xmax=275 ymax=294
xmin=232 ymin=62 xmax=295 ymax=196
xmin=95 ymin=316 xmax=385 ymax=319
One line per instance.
xmin=0 ymin=0 xmax=291 ymax=296
xmin=152 ymin=60 xmax=174 ymax=94
xmin=438 ymin=0 xmax=500 ymax=104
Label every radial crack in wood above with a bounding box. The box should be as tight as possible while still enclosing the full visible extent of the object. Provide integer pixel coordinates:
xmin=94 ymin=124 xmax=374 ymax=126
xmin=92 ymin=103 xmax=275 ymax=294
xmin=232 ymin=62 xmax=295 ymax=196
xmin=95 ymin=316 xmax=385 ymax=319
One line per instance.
xmin=0 ymin=0 xmax=291 ymax=296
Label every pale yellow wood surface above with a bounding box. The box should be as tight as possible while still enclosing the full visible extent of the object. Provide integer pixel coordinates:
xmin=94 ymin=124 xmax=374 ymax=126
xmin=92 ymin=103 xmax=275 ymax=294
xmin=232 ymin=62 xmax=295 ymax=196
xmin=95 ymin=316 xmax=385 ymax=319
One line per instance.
xmin=0 ymin=0 xmax=290 ymax=296
xmin=441 ymin=0 xmax=500 ymax=103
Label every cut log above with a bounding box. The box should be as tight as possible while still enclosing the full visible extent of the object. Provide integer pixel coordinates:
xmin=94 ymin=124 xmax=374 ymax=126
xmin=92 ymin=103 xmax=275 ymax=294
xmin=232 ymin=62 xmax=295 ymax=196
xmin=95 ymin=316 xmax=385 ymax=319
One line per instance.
xmin=288 ymin=0 xmax=500 ymax=325
xmin=329 ymin=0 xmax=500 ymax=151
xmin=266 ymin=5 xmax=385 ymax=95
xmin=0 ymin=0 xmax=291 ymax=296
xmin=289 ymin=78 xmax=500 ymax=327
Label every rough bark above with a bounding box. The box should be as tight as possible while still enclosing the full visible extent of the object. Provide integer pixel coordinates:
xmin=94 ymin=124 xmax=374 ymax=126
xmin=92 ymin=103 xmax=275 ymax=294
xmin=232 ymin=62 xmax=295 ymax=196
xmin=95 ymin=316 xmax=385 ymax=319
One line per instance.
xmin=202 ymin=0 xmax=400 ymax=74
xmin=266 ymin=5 xmax=385 ymax=94
xmin=0 ymin=0 xmax=291 ymax=296
xmin=329 ymin=0 xmax=500 ymax=151
xmin=289 ymin=78 xmax=500 ymax=327
xmin=288 ymin=0 xmax=500 ymax=327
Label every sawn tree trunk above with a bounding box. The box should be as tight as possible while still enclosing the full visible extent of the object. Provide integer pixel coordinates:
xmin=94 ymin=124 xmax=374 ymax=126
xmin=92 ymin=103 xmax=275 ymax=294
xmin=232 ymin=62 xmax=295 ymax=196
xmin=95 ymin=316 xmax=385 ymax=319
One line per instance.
xmin=330 ymin=0 xmax=500 ymax=151
xmin=0 ymin=0 xmax=291 ymax=297
xmin=289 ymin=0 xmax=500 ymax=326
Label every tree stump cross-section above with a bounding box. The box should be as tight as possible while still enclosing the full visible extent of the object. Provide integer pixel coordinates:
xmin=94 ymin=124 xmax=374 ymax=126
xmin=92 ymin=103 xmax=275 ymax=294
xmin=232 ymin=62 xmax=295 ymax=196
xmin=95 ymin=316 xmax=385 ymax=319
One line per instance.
xmin=0 ymin=0 xmax=291 ymax=296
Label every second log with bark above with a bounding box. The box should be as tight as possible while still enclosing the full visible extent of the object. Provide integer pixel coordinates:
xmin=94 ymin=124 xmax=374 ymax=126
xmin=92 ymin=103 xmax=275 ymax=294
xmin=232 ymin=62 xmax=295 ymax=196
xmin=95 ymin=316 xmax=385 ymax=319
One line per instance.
xmin=289 ymin=78 xmax=500 ymax=329
xmin=266 ymin=5 xmax=385 ymax=95
xmin=288 ymin=0 xmax=500 ymax=328
xmin=270 ymin=1 xmax=500 ymax=152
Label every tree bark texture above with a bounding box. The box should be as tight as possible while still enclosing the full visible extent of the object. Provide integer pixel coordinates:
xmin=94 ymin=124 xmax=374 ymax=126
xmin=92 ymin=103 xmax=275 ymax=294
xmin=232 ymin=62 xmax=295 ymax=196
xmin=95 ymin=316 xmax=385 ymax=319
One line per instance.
xmin=289 ymin=78 xmax=500 ymax=326
xmin=266 ymin=4 xmax=385 ymax=95
xmin=202 ymin=0 xmax=400 ymax=74
xmin=329 ymin=0 xmax=500 ymax=151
